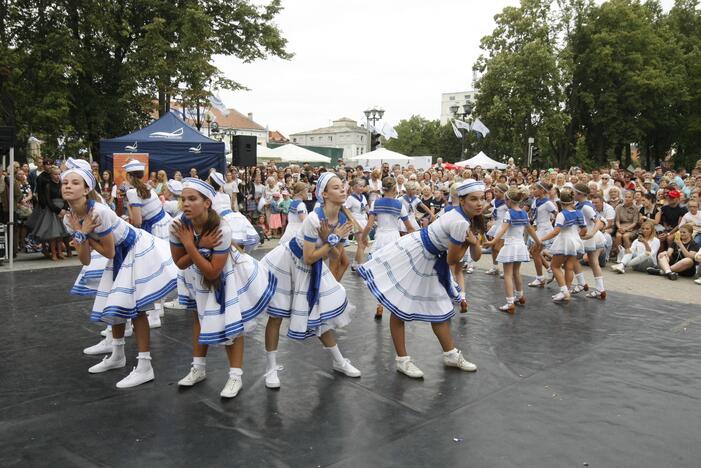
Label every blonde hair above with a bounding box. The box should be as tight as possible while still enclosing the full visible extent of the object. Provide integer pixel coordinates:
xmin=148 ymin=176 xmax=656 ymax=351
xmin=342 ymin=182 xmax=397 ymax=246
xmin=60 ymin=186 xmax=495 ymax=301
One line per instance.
xmin=505 ymin=187 xmax=526 ymax=203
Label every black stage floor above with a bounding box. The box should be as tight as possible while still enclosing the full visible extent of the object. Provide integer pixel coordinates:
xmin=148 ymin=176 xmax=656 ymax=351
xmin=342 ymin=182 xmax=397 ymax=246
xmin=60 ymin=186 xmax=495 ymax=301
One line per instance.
xmin=1 ymin=255 xmax=700 ymax=467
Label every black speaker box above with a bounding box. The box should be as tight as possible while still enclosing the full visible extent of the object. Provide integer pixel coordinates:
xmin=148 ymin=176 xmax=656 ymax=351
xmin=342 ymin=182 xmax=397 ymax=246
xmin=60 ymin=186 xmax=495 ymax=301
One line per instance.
xmin=233 ymin=135 xmax=257 ymax=167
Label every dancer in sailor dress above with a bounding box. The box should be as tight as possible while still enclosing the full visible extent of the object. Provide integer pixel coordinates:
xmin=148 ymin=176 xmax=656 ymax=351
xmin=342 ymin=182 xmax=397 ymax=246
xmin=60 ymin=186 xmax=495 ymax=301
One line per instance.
xmin=539 ymin=188 xmax=587 ymax=303
xmin=61 ymin=167 xmax=177 ymax=388
xmin=208 ymin=172 xmax=260 ymax=253
xmin=163 ymin=179 xmax=183 ymax=218
xmin=123 ymin=160 xmax=173 ymax=327
xmin=344 ymin=177 xmax=369 ymax=272
xmin=573 ymin=183 xmax=607 ymax=299
xmin=260 ymin=172 xmax=361 ymax=389
xmin=445 ymin=183 xmax=471 ymax=314
xmin=359 ymin=177 xmax=415 ymax=319
xmin=527 ymin=182 xmax=559 ymax=288
xmin=398 ymin=181 xmax=434 ymax=235
xmin=358 ymin=180 xmax=485 ymax=379
xmin=485 ymin=184 xmax=509 ymax=276
xmin=484 ymin=188 xmax=541 ymax=314
xmin=171 ymin=178 xmax=276 ymax=398
xmin=279 ymin=182 xmax=308 ymax=244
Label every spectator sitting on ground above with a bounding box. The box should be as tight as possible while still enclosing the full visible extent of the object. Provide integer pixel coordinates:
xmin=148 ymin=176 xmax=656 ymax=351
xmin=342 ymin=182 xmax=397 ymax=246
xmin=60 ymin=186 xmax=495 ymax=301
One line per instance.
xmin=659 ymin=189 xmax=687 ymax=249
xmin=647 ymin=223 xmax=699 ymax=280
xmin=611 ymin=220 xmax=660 ymax=274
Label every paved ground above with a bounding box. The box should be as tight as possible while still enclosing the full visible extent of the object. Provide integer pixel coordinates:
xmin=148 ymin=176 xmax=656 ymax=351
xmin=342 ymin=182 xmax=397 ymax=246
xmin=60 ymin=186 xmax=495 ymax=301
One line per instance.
xmin=1 ymin=245 xmax=700 ymax=467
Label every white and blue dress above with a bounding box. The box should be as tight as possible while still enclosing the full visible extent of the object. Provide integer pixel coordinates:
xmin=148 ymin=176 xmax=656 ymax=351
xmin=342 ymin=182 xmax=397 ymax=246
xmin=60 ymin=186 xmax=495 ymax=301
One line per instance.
xmin=261 ymin=208 xmax=351 ymax=340
xmin=486 ymin=199 xmax=508 ymax=238
xmin=126 ymin=188 xmax=172 ymax=240
xmin=344 ymin=192 xmax=368 ymax=232
xmin=368 ymin=197 xmax=409 ymax=257
xmin=64 ymin=201 xmax=178 ymax=324
xmin=530 ymin=198 xmax=558 ymax=248
xmin=550 ymin=209 xmax=586 ymax=257
xmin=358 ymin=207 xmax=469 ymax=322
xmin=171 ymin=215 xmax=276 ymax=345
xmin=212 ymin=192 xmax=259 ymax=253
xmin=398 ymin=194 xmax=421 ymax=232
xmin=496 ymin=209 xmax=531 ymax=264
xmin=577 ymin=201 xmax=606 ymax=252
xmin=280 ymin=199 xmax=308 ymax=244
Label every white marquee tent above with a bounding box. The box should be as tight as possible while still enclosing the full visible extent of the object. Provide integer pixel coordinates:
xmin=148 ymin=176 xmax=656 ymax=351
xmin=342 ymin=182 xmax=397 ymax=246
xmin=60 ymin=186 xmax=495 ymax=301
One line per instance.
xmin=269 ymin=143 xmax=331 ymax=164
xmin=455 ymin=151 xmax=507 ymax=169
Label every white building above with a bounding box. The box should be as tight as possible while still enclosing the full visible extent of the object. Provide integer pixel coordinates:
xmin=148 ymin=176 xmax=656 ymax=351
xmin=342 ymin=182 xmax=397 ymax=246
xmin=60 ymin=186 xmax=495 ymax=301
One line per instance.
xmin=440 ymin=90 xmax=477 ymax=125
xmin=289 ymin=117 xmax=368 ymax=159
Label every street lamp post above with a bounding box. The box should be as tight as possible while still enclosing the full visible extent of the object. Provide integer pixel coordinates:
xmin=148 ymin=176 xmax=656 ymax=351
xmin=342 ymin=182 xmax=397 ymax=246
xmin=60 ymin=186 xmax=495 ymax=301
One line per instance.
xmin=450 ymin=100 xmax=473 ymax=159
xmin=364 ymin=106 xmax=384 ymax=152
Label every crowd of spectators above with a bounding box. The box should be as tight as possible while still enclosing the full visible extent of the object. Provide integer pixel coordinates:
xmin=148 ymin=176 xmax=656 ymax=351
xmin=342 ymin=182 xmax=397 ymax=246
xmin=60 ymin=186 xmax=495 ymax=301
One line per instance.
xmin=1 ymin=154 xmax=700 ymax=286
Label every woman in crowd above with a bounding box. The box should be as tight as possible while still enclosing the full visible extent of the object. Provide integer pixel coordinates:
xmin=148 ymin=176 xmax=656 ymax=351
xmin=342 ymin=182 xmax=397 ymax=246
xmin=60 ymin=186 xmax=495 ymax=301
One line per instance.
xmin=98 ymin=170 xmax=115 ymax=210
xmin=484 ymin=188 xmax=541 ymax=313
xmin=358 ymin=179 xmax=485 ymax=379
xmin=28 ymin=165 xmax=68 ymax=261
xmin=15 ymin=169 xmax=33 ymax=253
xmin=62 ymin=166 xmax=177 ymax=388
xmin=610 ymin=220 xmax=660 ymax=273
xmin=260 ymin=172 xmax=360 ymax=389
xmin=171 ymin=178 xmax=276 ymax=398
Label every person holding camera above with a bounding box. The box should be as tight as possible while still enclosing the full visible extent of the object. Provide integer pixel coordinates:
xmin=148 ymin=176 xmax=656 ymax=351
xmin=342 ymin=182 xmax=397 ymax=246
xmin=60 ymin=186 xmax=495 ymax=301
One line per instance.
xmin=647 ymin=224 xmax=699 ymax=280
xmin=610 ymin=220 xmax=659 ymax=273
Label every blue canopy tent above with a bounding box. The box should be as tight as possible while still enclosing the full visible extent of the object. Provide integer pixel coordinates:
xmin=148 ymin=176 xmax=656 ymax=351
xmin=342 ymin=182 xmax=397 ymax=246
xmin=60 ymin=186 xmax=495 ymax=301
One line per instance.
xmin=100 ymin=112 xmax=225 ymax=177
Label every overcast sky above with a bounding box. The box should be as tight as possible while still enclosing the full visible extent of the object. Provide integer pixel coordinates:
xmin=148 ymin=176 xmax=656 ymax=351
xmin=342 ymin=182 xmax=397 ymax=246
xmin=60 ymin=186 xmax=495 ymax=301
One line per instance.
xmin=214 ymin=0 xmax=675 ymax=136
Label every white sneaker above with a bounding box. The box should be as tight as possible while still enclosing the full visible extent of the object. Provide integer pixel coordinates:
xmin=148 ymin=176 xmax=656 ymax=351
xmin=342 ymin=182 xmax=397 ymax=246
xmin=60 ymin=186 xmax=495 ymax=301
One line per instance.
xmin=100 ymin=322 xmax=133 ymax=337
xmin=220 ymin=375 xmax=242 ymax=398
xmin=88 ymin=355 xmax=126 ymax=373
xmin=695 ymin=277 xmax=701 ymax=285
xmin=443 ymin=350 xmax=477 ymax=372
xmin=528 ymin=278 xmax=545 ymax=288
xmin=116 ymin=366 xmax=155 ymax=388
xmin=164 ymin=300 xmax=187 ymax=310
xmin=485 ymin=266 xmax=499 ymax=275
xmin=466 ymin=265 xmax=474 ymax=274
xmin=499 ymin=270 xmax=504 ymax=279
xmin=396 ymin=357 xmax=424 ymax=379
xmin=265 ymin=365 xmax=283 ymax=389
xmin=83 ymin=338 xmax=113 ymax=355
xmin=332 ymin=358 xmax=361 ymax=377
xmin=178 ymin=367 xmax=207 ymax=387
xmin=147 ymin=311 xmax=162 ymax=329
xmin=610 ymin=263 xmax=625 ymax=274
xmin=351 ymin=261 xmax=358 ymax=272
xmin=552 ymin=292 xmax=571 ymax=302
xmin=570 ymin=284 xmax=588 ymax=294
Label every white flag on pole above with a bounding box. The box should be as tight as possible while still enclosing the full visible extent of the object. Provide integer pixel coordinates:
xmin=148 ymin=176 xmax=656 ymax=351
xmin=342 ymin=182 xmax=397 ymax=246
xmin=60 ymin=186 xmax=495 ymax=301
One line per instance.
xmin=471 ymin=118 xmax=490 ymax=137
xmin=450 ymin=120 xmax=463 ymax=139
xmin=381 ymin=122 xmax=399 ymax=140
xmin=454 ymin=119 xmax=471 ymax=131
xmin=208 ymin=94 xmax=230 ymax=117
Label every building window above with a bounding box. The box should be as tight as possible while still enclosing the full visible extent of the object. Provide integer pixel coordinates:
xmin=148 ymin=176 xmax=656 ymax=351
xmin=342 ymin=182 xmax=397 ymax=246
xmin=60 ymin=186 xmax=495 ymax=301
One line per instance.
xmin=310 ymin=137 xmax=314 ymax=142
xmin=449 ymin=96 xmax=456 ymax=101
xmin=292 ymin=137 xmax=297 ymax=142
xmin=328 ymin=136 xmax=333 ymax=142
xmin=360 ymin=135 xmax=364 ymax=142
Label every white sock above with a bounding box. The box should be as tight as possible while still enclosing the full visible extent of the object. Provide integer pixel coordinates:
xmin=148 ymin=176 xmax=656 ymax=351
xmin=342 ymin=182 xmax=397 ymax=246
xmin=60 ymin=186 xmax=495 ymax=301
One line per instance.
xmin=193 ymin=357 xmax=206 ymax=369
xmin=396 ymin=355 xmax=411 ymax=362
xmin=104 ymin=331 xmax=114 ymax=345
xmin=560 ymin=286 xmax=569 ymax=294
xmin=536 ymin=276 xmax=544 ymax=281
xmin=229 ymin=367 xmax=243 ymax=378
xmin=443 ymin=348 xmax=459 ymax=358
xmin=111 ymin=338 xmax=125 ymax=361
xmin=136 ymin=352 xmax=152 ymax=372
xmin=506 ymin=296 xmax=515 ymax=305
xmin=576 ymin=273 xmax=586 ymax=285
xmin=595 ymin=276 xmax=605 ymax=292
xmin=266 ymin=350 xmax=277 ymax=370
xmin=154 ymin=301 xmax=163 ymax=311
xmin=515 ymin=290 xmax=523 ymax=299
xmin=324 ymin=345 xmax=345 ymax=364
